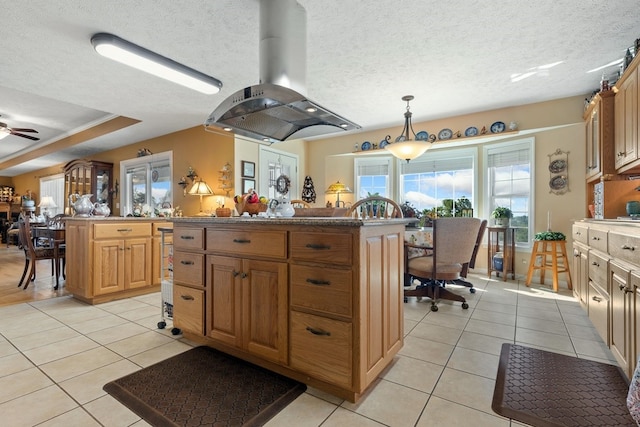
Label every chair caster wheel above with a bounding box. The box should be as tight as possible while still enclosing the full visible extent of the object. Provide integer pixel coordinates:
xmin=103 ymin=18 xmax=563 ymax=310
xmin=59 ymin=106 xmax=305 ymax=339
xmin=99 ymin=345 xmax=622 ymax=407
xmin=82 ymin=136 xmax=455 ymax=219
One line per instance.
xmin=157 ymin=321 xmax=166 ymax=329
xmin=430 ymin=305 xmax=439 ymax=312
xmin=404 ymin=297 xmax=408 ymax=303
xmin=462 ymin=302 xmax=469 ymax=309
xmin=171 ymin=328 xmax=181 ymax=335
xmin=470 ymin=288 xmax=476 ymax=293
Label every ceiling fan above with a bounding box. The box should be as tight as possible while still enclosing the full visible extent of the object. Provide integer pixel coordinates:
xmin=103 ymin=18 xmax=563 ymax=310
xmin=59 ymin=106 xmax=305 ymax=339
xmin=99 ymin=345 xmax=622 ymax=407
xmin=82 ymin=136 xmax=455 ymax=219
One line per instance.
xmin=0 ymin=117 xmax=40 ymax=141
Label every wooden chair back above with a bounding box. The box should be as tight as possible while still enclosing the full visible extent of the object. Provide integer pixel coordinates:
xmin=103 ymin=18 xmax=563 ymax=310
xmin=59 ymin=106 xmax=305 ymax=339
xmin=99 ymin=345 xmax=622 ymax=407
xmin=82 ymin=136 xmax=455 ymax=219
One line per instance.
xmin=345 ymin=196 xmax=403 ymax=219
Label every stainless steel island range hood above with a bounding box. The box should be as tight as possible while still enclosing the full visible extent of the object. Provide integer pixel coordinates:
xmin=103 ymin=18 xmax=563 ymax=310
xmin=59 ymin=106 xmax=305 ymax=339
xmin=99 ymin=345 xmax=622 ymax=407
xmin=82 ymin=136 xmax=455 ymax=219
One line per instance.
xmin=204 ymin=0 xmax=360 ymax=142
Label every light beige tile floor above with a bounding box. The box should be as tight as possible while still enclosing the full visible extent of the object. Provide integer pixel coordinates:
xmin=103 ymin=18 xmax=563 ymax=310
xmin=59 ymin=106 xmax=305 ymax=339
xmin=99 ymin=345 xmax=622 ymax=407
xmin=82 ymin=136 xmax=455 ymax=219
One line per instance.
xmin=0 ymin=274 xmax=616 ymax=427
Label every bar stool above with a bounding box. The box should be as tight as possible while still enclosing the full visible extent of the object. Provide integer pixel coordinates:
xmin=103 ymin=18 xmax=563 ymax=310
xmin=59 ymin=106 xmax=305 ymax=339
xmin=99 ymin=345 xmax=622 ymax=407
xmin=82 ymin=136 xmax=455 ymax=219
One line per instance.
xmin=525 ymin=239 xmax=572 ymax=292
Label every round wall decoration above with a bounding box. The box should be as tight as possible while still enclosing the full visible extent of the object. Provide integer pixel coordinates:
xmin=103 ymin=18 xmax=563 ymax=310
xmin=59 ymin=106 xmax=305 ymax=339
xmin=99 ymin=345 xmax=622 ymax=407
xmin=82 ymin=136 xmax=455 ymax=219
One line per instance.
xmin=275 ymin=174 xmax=291 ymax=195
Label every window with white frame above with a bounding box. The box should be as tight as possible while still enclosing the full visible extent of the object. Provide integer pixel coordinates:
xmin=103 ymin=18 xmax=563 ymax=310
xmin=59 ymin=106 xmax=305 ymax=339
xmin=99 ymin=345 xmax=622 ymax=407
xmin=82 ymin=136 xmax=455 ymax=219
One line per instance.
xmin=120 ymin=151 xmax=173 ymax=216
xmin=39 ymin=174 xmax=65 ymax=216
xmin=354 ymin=157 xmax=392 ymax=201
xmin=484 ymin=138 xmax=533 ymax=247
xmin=400 ymin=147 xmax=476 ymax=217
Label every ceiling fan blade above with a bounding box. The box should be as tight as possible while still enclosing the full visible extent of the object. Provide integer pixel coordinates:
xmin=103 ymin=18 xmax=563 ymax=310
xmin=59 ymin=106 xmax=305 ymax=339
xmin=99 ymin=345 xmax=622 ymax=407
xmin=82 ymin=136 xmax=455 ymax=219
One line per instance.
xmin=11 ymin=131 xmax=40 ymax=141
xmin=11 ymin=128 xmax=38 ymax=133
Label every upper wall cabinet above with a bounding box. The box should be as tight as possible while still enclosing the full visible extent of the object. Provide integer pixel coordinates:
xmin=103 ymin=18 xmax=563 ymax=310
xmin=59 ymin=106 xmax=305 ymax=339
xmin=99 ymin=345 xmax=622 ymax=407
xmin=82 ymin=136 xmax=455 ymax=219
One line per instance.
xmin=585 ymin=90 xmax=616 ymax=183
xmin=63 ymin=159 xmax=114 ymax=214
xmin=614 ymin=54 xmax=640 ymax=173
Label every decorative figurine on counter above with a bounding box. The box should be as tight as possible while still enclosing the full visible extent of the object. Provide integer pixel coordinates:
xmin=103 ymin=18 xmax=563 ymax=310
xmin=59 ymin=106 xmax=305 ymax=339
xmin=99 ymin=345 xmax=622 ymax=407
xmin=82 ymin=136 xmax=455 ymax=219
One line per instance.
xmin=301 ymin=176 xmax=316 ymax=203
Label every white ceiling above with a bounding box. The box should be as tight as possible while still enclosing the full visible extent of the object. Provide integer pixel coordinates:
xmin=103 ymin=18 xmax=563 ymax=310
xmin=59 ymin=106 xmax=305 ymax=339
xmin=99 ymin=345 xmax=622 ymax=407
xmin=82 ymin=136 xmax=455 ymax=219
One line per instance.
xmin=0 ymin=0 xmax=638 ymax=176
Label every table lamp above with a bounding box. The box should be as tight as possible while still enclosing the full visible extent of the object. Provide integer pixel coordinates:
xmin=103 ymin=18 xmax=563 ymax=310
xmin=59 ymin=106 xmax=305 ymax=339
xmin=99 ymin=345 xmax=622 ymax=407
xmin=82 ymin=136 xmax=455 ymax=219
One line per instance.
xmin=325 ymin=181 xmax=352 ymax=208
xmin=38 ymin=196 xmax=57 ymax=218
xmin=188 ymin=179 xmax=214 ymax=216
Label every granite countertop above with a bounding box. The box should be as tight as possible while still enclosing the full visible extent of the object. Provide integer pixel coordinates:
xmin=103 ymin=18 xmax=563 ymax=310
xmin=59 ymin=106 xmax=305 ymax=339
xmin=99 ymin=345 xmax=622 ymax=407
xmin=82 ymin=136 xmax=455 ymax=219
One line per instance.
xmin=170 ymin=216 xmax=415 ymax=227
xmin=64 ymin=216 xmax=169 ymax=221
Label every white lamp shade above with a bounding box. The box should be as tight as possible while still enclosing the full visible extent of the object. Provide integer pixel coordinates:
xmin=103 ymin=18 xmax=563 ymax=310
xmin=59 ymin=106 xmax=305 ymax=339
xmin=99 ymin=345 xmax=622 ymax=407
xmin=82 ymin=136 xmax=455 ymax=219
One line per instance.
xmin=384 ymin=140 xmax=431 ymax=162
xmin=38 ymin=196 xmax=57 ymax=208
xmin=188 ymin=180 xmax=214 ymax=196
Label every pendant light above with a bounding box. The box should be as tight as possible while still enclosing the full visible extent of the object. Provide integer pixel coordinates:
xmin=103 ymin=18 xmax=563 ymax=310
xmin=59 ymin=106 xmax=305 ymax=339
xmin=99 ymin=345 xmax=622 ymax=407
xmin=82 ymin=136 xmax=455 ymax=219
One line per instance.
xmin=384 ymin=95 xmax=433 ymax=162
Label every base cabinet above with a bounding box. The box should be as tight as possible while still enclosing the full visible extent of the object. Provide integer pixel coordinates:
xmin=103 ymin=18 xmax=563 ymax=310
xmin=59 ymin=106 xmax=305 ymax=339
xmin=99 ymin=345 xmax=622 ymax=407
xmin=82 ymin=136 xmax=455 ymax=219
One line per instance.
xmin=171 ymin=219 xmax=405 ymax=402
xmin=572 ymin=220 xmax=640 ymax=381
xmin=572 ymin=241 xmax=589 ymax=309
xmin=65 ymin=218 xmax=164 ymax=304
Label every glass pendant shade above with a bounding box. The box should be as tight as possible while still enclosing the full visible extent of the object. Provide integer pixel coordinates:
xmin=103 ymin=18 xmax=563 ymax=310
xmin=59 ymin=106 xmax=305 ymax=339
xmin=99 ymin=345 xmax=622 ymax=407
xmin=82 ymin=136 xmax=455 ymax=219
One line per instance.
xmin=384 ymin=95 xmax=433 ymax=162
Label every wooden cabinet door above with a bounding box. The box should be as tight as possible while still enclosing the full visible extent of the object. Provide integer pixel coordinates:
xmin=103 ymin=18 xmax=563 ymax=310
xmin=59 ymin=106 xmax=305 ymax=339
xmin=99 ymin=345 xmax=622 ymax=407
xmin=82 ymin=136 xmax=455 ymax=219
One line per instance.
xmin=610 ymin=261 xmax=632 ymax=377
xmin=586 ymin=105 xmax=599 ymax=180
xmin=242 ymin=258 xmax=288 ymax=364
xmin=206 ymin=255 xmax=243 ymax=347
xmin=93 ymin=239 xmax=124 ymax=295
xmin=125 ymin=237 xmax=152 ymax=289
xmin=615 ymin=73 xmax=638 ymax=169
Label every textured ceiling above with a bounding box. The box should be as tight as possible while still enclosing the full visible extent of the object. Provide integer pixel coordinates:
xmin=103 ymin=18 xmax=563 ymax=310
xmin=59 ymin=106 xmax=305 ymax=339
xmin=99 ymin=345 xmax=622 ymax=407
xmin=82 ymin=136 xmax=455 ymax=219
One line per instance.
xmin=0 ymin=0 xmax=638 ymax=176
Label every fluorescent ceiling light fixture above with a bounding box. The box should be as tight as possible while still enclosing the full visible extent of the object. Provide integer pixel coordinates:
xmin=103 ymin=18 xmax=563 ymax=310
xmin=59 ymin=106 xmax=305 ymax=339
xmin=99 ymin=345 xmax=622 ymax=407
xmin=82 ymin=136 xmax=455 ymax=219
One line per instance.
xmin=91 ymin=33 xmax=222 ymax=94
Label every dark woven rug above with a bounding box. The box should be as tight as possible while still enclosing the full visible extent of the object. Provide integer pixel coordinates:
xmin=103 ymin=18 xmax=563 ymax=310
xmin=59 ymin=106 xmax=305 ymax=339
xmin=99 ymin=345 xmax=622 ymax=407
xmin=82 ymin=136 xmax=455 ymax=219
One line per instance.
xmin=104 ymin=346 xmax=306 ymax=427
xmin=492 ymin=343 xmax=635 ymax=427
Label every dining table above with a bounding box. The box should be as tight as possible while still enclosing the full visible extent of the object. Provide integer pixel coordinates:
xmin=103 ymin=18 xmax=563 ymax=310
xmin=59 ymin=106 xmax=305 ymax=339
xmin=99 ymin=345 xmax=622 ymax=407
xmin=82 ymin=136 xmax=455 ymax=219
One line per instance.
xmin=32 ymin=225 xmax=65 ymax=289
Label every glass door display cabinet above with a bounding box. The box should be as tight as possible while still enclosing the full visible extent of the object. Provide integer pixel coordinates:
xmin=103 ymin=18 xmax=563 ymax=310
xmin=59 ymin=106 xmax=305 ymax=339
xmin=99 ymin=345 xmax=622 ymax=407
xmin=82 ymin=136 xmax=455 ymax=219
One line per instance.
xmin=63 ymin=159 xmax=114 ymax=215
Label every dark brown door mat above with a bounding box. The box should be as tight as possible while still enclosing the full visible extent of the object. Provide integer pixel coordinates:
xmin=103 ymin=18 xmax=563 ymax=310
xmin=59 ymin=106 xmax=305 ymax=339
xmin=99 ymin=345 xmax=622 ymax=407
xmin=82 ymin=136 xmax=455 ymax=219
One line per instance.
xmin=104 ymin=346 xmax=306 ymax=427
xmin=492 ymin=343 xmax=635 ymax=426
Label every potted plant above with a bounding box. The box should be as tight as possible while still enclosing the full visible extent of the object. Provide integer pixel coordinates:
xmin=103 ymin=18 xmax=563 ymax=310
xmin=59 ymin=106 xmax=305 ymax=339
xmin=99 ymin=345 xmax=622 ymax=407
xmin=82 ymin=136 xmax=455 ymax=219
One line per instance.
xmin=491 ymin=206 xmax=512 ymax=227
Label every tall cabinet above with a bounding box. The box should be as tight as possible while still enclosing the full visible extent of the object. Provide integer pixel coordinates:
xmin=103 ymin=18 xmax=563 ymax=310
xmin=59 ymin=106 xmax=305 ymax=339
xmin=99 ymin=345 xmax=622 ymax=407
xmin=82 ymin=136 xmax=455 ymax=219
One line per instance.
xmin=63 ymin=159 xmax=113 ymax=214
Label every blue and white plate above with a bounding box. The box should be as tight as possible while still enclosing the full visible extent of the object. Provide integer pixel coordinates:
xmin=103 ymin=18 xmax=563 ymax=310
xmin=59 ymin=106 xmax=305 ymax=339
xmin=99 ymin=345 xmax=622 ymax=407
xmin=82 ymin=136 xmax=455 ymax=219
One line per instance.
xmin=438 ymin=128 xmax=453 ymax=140
xmin=416 ymin=131 xmax=429 ymax=141
xmin=361 ymin=141 xmax=372 ymax=151
xmin=379 ymin=135 xmax=391 ymax=149
xmin=465 ymin=126 xmax=478 ymax=137
xmin=490 ymin=121 xmax=506 ymax=133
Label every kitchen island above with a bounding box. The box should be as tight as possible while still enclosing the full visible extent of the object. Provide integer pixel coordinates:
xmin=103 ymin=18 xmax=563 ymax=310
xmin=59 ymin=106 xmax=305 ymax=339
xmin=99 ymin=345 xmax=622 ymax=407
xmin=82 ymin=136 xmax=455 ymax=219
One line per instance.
xmin=170 ymin=216 xmax=408 ymax=402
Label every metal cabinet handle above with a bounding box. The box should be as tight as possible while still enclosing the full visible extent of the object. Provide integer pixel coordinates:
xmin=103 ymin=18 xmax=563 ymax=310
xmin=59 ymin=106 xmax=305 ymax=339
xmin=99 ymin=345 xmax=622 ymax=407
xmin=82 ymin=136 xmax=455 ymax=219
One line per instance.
xmin=180 ymin=260 xmax=194 ymax=265
xmin=116 ymin=228 xmax=132 ymax=232
xmin=624 ymin=288 xmax=634 ymax=294
xmin=591 ymin=236 xmax=600 ymax=241
xmin=233 ymin=239 xmax=251 ymax=244
xmin=241 ymin=272 xmax=248 ymax=278
xmin=180 ymin=235 xmax=195 ymax=240
xmin=306 ymin=326 xmax=331 ymax=336
xmin=232 ymin=270 xmax=240 ymax=277
xmin=592 ymin=296 xmax=602 ymax=302
xmin=617 ymin=151 xmax=625 ymax=157
xmin=306 ymin=278 xmax=330 ymax=286
xmin=621 ymin=245 xmax=635 ymax=251
xmin=575 ymin=231 xmax=582 ymax=236
xmin=180 ymin=294 xmax=195 ymax=301
xmin=591 ymin=261 xmax=599 ymax=267
xmin=305 ymin=243 xmax=331 ymax=250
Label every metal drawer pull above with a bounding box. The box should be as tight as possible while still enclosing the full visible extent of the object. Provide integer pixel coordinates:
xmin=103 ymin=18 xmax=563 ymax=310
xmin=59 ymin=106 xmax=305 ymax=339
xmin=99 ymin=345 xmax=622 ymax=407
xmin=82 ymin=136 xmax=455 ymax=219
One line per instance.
xmin=591 ymin=236 xmax=600 ymax=240
xmin=592 ymin=296 xmax=602 ymax=302
xmin=180 ymin=235 xmax=195 ymax=240
xmin=241 ymin=272 xmax=248 ymax=278
xmin=306 ymin=326 xmax=331 ymax=336
xmin=306 ymin=278 xmax=330 ymax=286
xmin=180 ymin=294 xmax=195 ymax=301
xmin=180 ymin=260 xmax=194 ymax=265
xmin=305 ymin=243 xmax=331 ymax=250
xmin=233 ymin=270 xmax=240 ymax=277
xmin=117 ymin=228 xmax=132 ymax=232
xmin=591 ymin=262 xmax=599 ymax=267
xmin=575 ymin=231 xmax=582 ymax=235
xmin=621 ymin=245 xmax=635 ymax=251
xmin=233 ymin=239 xmax=251 ymax=243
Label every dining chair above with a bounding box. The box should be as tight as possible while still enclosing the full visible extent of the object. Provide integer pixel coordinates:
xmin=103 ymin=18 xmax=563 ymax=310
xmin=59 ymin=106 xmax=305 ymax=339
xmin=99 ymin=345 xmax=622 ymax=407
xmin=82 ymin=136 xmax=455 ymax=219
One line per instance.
xmin=17 ymin=215 xmax=66 ymax=290
xmin=345 ymin=196 xmax=403 ymax=219
xmin=290 ymin=199 xmax=310 ymax=208
xmin=455 ymin=218 xmax=487 ymax=293
xmin=403 ymin=217 xmax=482 ymax=311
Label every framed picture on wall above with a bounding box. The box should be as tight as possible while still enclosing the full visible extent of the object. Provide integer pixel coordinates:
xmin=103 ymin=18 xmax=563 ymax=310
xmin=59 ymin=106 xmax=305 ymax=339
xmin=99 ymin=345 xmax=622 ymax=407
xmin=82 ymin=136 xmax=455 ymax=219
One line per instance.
xmin=242 ymin=178 xmax=256 ymax=193
xmin=241 ymin=161 xmax=255 ymax=178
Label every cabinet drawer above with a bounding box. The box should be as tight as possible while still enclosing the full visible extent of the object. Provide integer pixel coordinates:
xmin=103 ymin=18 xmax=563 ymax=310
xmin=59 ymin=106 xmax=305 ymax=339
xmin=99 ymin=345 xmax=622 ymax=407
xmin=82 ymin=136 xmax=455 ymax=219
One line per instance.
xmin=588 ymin=281 xmax=609 ymax=345
xmin=290 ymin=311 xmax=352 ymax=389
xmin=290 ymin=232 xmax=352 ymax=265
xmin=174 ymin=227 xmax=204 ymax=251
xmin=572 ymin=224 xmax=588 ymax=245
xmin=608 ymin=232 xmax=640 ymax=267
xmin=173 ymin=284 xmax=204 ymax=335
xmin=206 ymin=229 xmax=286 ymax=259
xmin=94 ymin=222 xmax=151 ymax=239
xmin=587 ymin=228 xmax=608 ymax=252
xmin=290 ymin=265 xmax=352 ymax=318
xmin=588 ymin=250 xmax=609 ymax=291
xmin=173 ymin=251 xmax=204 ymax=286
